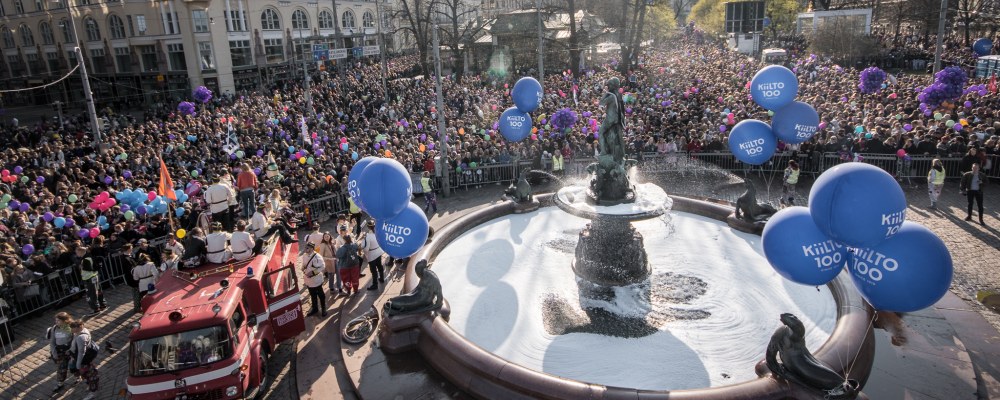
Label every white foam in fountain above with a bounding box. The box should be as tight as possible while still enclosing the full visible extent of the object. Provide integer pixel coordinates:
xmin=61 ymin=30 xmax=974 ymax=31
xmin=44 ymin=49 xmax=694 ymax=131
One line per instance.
xmin=556 ymin=182 xmax=672 ymax=216
xmin=433 ymin=207 xmax=837 ymax=391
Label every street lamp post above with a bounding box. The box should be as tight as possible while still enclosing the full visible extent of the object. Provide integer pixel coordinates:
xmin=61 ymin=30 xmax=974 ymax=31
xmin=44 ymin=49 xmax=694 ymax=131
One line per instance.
xmin=375 ymin=0 xmax=389 ymax=104
xmin=432 ymin=24 xmax=451 ymax=197
xmin=932 ymin=0 xmax=948 ymax=74
xmin=536 ymin=0 xmax=544 ymax=79
xmin=58 ymin=1 xmax=102 ymax=151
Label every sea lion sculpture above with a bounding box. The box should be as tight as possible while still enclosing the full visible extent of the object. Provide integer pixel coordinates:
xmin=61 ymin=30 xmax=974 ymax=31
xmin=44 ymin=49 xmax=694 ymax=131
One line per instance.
xmin=504 ymin=169 xmax=533 ymax=203
xmin=383 ymin=260 xmax=444 ymax=316
xmin=735 ymin=180 xmax=777 ymax=222
xmin=766 ymin=313 xmax=860 ymax=399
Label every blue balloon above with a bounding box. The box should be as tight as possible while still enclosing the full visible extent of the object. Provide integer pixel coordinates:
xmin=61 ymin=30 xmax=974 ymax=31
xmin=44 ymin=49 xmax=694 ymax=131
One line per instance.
xmin=771 ymin=101 xmax=819 ymax=144
xmin=511 ymin=77 xmax=543 ymax=113
xmin=973 ymin=37 xmax=993 ymax=56
xmin=849 ymin=222 xmax=952 ymax=312
xmin=348 ymin=157 xmax=378 ymax=212
xmin=54 ymin=217 xmax=66 ymax=228
xmin=97 ymin=215 xmax=107 ymax=224
xmin=728 ymin=119 xmax=776 ymax=165
xmin=376 ymin=203 xmax=430 ymax=258
xmin=358 ymin=158 xmax=413 ymax=220
xmin=809 ymin=162 xmax=906 ymax=248
xmin=498 ymin=107 xmax=532 ymax=142
xmin=351 ymin=151 xmax=359 ymax=161
xmin=750 ymin=65 xmax=799 ymax=110
xmin=762 ymin=207 xmax=848 ymax=286
xmin=176 ymin=207 xmax=186 ymax=217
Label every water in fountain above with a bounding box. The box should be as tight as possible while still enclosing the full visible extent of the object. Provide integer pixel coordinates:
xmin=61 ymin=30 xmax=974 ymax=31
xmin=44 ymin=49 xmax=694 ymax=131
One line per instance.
xmin=433 ymin=208 xmax=836 ymax=390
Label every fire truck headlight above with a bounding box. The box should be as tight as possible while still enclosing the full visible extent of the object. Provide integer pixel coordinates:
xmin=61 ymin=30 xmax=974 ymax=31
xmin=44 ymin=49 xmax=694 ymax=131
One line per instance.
xmin=226 ymin=386 xmax=239 ymax=397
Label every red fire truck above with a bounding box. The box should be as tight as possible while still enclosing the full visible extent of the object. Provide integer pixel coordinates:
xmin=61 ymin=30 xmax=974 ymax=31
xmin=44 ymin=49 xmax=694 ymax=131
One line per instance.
xmin=126 ymin=238 xmax=305 ymax=399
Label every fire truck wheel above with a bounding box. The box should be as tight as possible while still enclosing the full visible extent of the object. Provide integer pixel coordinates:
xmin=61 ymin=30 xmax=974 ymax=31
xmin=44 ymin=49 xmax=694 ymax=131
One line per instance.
xmin=254 ymin=349 xmax=270 ymax=400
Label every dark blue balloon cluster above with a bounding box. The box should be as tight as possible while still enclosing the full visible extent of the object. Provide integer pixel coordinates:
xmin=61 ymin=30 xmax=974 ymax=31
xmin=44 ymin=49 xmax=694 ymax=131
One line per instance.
xmin=918 ymin=66 xmax=968 ymax=110
xmin=857 ymin=67 xmax=886 ymax=94
xmin=177 ymin=101 xmax=196 ymax=116
xmin=192 ymin=86 xmax=213 ymax=104
xmin=934 ymin=66 xmax=969 ymax=88
xmin=550 ymin=108 xmax=579 ymax=132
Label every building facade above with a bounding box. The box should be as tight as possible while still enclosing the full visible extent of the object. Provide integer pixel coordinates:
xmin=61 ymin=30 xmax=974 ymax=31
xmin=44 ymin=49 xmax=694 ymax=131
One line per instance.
xmin=0 ymin=0 xmax=393 ymax=108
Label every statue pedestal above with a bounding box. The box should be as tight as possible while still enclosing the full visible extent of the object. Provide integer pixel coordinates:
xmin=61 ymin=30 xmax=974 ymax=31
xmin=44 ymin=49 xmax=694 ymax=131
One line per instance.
xmin=509 ymin=198 xmax=541 ymax=214
xmin=571 ymin=218 xmax=650 ymax=287
xmin=379 ymin=300 xmax=450 ymax=354
xmin=727 ymin=213 xmax=768 ymax=235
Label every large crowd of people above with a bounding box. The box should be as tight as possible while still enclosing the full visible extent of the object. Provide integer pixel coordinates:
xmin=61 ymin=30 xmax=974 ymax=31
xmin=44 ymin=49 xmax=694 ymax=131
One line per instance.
xmin=0 ymin=27 xmax=997 ymax=327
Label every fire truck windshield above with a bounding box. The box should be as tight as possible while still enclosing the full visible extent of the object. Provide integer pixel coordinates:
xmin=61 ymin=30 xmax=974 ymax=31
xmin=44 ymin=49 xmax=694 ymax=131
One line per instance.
xmin=129 ymin=325 xmax=234 ymax=377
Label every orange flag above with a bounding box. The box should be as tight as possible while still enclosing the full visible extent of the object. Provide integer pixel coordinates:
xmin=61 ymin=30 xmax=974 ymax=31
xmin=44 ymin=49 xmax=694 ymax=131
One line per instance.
xmin=159 ymin=156 xmax=177 ymax=201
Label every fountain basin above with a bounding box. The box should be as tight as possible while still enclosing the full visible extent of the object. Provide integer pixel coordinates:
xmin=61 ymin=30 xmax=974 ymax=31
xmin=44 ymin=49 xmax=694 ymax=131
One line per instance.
xmin=388 ymin=194 xmax=875 ymax=399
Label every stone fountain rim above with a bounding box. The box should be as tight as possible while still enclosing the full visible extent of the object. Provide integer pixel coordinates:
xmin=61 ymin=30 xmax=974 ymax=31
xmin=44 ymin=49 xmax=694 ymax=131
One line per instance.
xmin=398 ymin=192 xmax=876 ymax=400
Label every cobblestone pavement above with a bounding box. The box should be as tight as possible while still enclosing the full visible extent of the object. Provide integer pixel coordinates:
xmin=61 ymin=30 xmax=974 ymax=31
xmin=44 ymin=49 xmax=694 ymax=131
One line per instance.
xmin=1 ymin=169 xmax=997 ymax=400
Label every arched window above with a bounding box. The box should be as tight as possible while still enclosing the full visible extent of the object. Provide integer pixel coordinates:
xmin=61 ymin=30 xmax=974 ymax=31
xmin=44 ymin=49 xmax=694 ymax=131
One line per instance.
xmin=1 ymin=27 xmax=14 ymax=49
xmin=40 ymin=22 xmax=54 ymax=45
xmin=19 ymin=25 xmax=34 ymax=47
xmin=341 ymin=10 xmax=355 ymax=29
xmin=291 ymin=10 xmax=309 ymax=29
xmin=84 ymin=17 xmax=100 ymax=42
xmin=362 ymin=11 xmax=374 ymax=28
xmin=108 ymin=14 xmax=126 ymax=39
xmin=318 ymin=10 xmax=334 ymax=29
xmin=60 ymin=19 xmax=74 ymax=43
xmin=261 ymin=8 xmax=280 ymax=30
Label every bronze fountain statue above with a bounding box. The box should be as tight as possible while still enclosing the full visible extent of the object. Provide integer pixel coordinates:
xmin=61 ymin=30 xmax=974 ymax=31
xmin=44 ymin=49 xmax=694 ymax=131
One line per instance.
xmin=766 ymin=313 xmax=861 ymax=399
xmin=734 ymin=181 xmax=777 ymax=222
xmin=587 ymin=77 xmax=638 ymax=205
xmin=383 ymin=260 xmax=444 ymax=316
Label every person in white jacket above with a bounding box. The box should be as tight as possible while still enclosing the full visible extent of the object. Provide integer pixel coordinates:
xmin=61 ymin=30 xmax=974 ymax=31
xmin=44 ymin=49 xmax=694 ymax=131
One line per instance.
xmin=301 ymin=242 xmax=327 ymax=317
xmin=230 ymin=221 xmax=256 ymax=261
xmin=132 ymin=254 xmax=160 ymax=296
xmin=360 ymin=221 xmax=386 ymax=290
xmin=205 ymin=222 xmax=232 ymax=264
xmin=205 ymin=174 xmax=235 ymax=231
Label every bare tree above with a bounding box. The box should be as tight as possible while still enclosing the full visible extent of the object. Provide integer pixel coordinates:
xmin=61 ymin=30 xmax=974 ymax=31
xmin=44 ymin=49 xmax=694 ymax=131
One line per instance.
xmin=669 ymin=0 xmax=697 ymax=24
xmin=391 ymin=0 xmax=439 ymax=75
xmin=809 ymin=16 xmax=878 ymax=65
xmin=435 ymin=0 xmax=487 ymax=81
xmin=953 ymin=0 xmax=993 ymax=45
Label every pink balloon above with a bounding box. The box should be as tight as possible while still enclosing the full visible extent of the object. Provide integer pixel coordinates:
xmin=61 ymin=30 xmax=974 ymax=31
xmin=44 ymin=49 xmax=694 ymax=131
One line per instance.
xmin=147 ymin=191 xmax=157 ymax=201
xmin=104 ymin=198 xmax=117 ymax=207
xmin=896 ymin=149 xmax=906 ymax=157
xmin=89 ymin=227 xmax=100 ymax=238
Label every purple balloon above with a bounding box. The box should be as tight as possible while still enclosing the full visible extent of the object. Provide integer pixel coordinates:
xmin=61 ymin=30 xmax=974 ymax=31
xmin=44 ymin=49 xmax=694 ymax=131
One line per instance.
xmin=229 ymin=153 xmax=237 ymax=160
xmin=137 ymin=205 xmax=148 ymax=215
xmin=964 ymin=101 xmax=973 ymax=108
xmin=168 ymin=134 xmax=176 ymax=140
xmin=380 ymin=140 xmax=387 ymax=146
xmin=428 ymin=142 xmax=435 ymax=150
xmin=36 ymin=176 xmax=45 ymax=183
xmin=420 ymin=134 xmax=427 ymax=142
xmin=21 ymin=244 xmax=34 ymax=255
xmin=43 ymin=212 xmax=54 ymax=222
xmin=256 ymin=150 xmax=264 ymax=157
xmin=254 ymin=167 xmax=262 ymax=175
xmin=13 ymin=166 xmax=22 ymax=174
xmin=78 ymin=229 xmax=90 ymax=239
xmin=19 ymin=202 xmax=29 ymax=212
xmin=123 ymin=170 xmax=132 ymax=179
xmin=120 ymin=204 xmax=130 ymax=212
xmin=374 ymin=143 xmax=381 ymax=150
xmin=289 ymin=153 xmax=298 ymax=161
xmin=104 ymin=176 xmax=113 ymax=185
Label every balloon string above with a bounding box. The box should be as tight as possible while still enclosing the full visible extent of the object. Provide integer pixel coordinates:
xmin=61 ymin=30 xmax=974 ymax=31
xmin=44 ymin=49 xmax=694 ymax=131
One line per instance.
xmin=843 ymin=305 xmax=878 ymax=382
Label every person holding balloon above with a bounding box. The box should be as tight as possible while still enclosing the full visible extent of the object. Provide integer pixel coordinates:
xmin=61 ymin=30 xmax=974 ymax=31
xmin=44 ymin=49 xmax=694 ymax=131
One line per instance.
xmin=927 ymin=159 xmax=946 ymax=209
